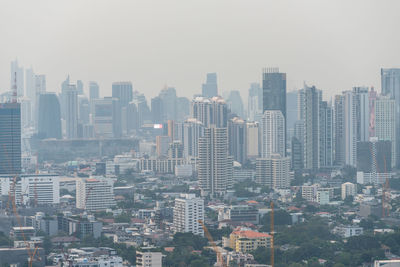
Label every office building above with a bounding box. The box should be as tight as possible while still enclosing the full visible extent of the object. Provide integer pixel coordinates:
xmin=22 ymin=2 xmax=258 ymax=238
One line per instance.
xmin=228 ymin=117 xmax=247 ymax=164
xmin=0 ymin=103 xmax=21 ymax=174
xmin=261 ymin=110 xmax=285 ymax=158
xmin=375 ymin=96 xmax=396 ymax=168
xmin=92 ymin=97 xmax=121 ymax=138
xmin=256 ymin=155 xmax=291 ymax=189
xmin=38 ymin=93 xmax=62 ymax=139
xmin=10 ymin=59 xmax=24 ymax=97
xmin=183 ymin=118 xmax=204 ymax=158
xmin=173 ymin=194 xmax=204 ymax=236
xmin=191 ymin=96 xmax=228 ymax=128
xmin=151 ymin=96 xmax=163 ymax=124
xmin=341 ymin=182 xmax=357 ymax=200
xmin=112 ymin=82 xmax=133 ymax=108
xmin=298 ymin=85 xmax=321 ymax=170
xmin=227 ymin=90 xmax=244 ymax=118
xmin=159 ymin=87 xmax=177 ymax=121
xmin=247 ymin=83 xmax=262 ymax=121
xmin=89 ymin=81 xmax=100 ymax=100
xmin=198 ymin=126 xmax=231 ymax=196
xmin=176 ymin=96 xmax=190 ymax=122
xmin=76 ymin=177 xmax=116 ymax=211
xmin=246 ymin=121 xmax=259 ymax=158
xmin=202 ymin=72 xmax=218 ymax=98
xmin=262 ymin=68 xmax=286 ymax=118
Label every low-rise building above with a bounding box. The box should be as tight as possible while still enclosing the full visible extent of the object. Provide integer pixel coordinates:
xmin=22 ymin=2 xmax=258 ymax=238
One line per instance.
xmin=136 ymin=250 xmax=163 ymax=267
xmin=228 ymin=228 xmax=271 ymax=253
xmin=333 ymin=225 xmax=363 ymax=238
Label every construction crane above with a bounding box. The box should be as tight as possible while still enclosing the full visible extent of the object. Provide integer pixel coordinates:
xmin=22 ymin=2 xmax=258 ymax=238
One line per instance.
xmin=198 ymin=220 xmax=227 ymax=267
xmin=270 ymin=202 xmax=274 ymax=267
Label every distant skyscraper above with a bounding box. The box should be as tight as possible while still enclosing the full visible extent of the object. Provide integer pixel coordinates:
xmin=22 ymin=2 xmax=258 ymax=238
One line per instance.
xmin=198 ymin=126 xmax=231 ymax=196
xmin=319 ymin=101 xmax=333 ymax=167
xmin=334 ymin=95 xmax=345 ymax=165
xmin=176 ymin=97 xmax=190 ymax=122
xmin=183 ymin=118 xmax=204 ymax=158
xmin=375 ymin=96 xmax=396 ymax=168
xmin=291 ymin=136 xmax=303 ymax=171
xmin=357 ymin=139 xmax=392 ymax=173
xmin=246 ymin=121 xmax=260 ymax=159
xmin=76 ymin=80 xmax=84 ymax=95
xmin=262 ymin=68 xmax=286 ymax=118
xmin=0 ymin=103 xmax=21 ymax=174
xmin=191 ymin=96 xmax=228 ymax=128
xmin=228 ymin=117 xmax=247 ymax=164
xmin=38 ymin=93 xmax=62 ymax=139
xmin=93 ymin=97 xmax=121 ymax=138
xmin=156 ymin=136 xmax=171 ymax=157
xmin=151 ymin=96 xmax=164 ymax=124
xmin=25 ymin=68 xmax=35 ymax=103
xmin=89 ymin=81 xmax=100 ymax=100
xmin=353 ymin=87 xmax=370 ymax=142
xmin=10 ymin=59 xmax=24 ymax=97
xmin=202 ymin=73 xmax=218 ymax=98
xmin=286 ymin=90 xmax=298 ymax=137
xmin=65 ymin=85 xmax=78 ymax=139
xmin=369 ymin=88 xmax=377 ymax=138
xmin=112 ymin=82 xmax=133 ymax=108
xmin=132 ymin=91 xmax=151 ymax=128
xmin=159 ymin=87 xmax=177 ymax=121
xmin=343 ymin=91 xmax=357 ymax=167
xmin=247 ymin=83 xmax=262 ymax=121
xmin=227 ymin=90 xmax=244 ymax=118
xmin=381 ymin=68 xmax=400 ymax=167
xmin=260 ymin=110 xmax=285 ymax=158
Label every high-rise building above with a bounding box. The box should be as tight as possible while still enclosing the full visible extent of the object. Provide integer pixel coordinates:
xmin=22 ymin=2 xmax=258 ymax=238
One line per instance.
xmin=357 ymin=139 xmax=392 ymax=173
xmin=262 ymin=68 xmax=286 ymax=118
xmin=151 ymin=96 xmax=164 ymax=124
xmin=0 ymin=103 xmax=21 ymax=174
xmin=298 ymin=85 xmax=321 ymax=170
xmin=341 ymin=182 xmax=357 ymax=200
xmin=92 ymin=97 xmax=121 ymax=138
xmin=256 ymin=155 xmax=291 ymax=189
xmin=202 ymin=73 xmax=218 ymax=98
xmin=89 ymin=81 xmax=100 ymax=100
xmin=173 ymin=194 xmax=204 ymax=236
xmin=228 ymin=117 xmax=247 ymax=164
xmin=25 ymin=68 xmax=35 ymax=103
xmin=156 ymin=136 xmax=171 ymax=157
xmin=198 ymin=126 xmax=231 ymax=196
xmin=112 ymin=82 xmax=133 ymax=108
xmin=246 ymin=121 xmax=259 ymax=159
xmin=133 ymin=91 xmax=151 ymax=128
xmin=247 ymin=83 xmax=262 ymax=121
xmin=183 ymin=118 xmax=204 ymax=158
xmin=334 ymin=95 xmax=345 ymax=165
xmin=191 ymin=96 xmax=228 ymax=128
xmin=375 ymin=96 xmax=396 ymax=168
xmin=76 ymin=177 xmax=116 ymax=211
xmin=227 ymin=90 xmax=244 ymax=118
xmin=159 ymin=87 xmax=177 ymax=121
xmin=286 ymin=90 xmax=298 ymax=136
xmin=37 ymin=93 xmax=62 ymax=139
xmin=261 ymin=110 xmax=285 ymax=158
xmin=176 ymin=97 xmax=190 ymax=122
xmin=319 ymin=101 xmax=333 ymax=167
xmin=369 ymin=88 xmax=378 ymax=138
xmin=343 ymin=91 xmax=358 ymax=167
xmin=10 ymin=59 xmax=24 ymax=97
xmin=65 ymin=85 xmax=78 ymax=139
xmin=353 ymin=87 xmax=370 ymax=142
xmin=291 ymin=136 xmax=303 ymax=171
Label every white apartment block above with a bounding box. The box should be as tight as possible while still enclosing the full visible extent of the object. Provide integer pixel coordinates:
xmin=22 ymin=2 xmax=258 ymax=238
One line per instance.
xmin=261 ymin=110 xmax=285 ymax=158
xmin=341 ymin=182 xmax=356 ymax=200
xmin=136 ymin=251 xmax=162 ymax=267
xmin=173 ymin=194 xmax=204 ymax=236
xmin=256 ymin=155 xmax=291 ymax=189
xmin=76 ymin=177 xmax=116 ymax=211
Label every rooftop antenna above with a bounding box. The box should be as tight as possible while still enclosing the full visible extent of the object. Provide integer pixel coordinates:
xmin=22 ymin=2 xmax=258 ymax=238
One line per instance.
xmin=12 ymin=71 xmax=17 ymax=103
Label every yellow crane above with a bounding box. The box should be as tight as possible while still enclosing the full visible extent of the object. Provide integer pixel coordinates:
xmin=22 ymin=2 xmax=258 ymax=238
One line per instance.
xmin=198 ymin=220 xmax=227 ymax=267
xmin=270 ymin=201 xmax=274 ymax=267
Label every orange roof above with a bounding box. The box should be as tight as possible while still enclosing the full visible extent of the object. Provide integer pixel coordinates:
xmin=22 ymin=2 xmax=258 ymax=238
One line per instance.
xmin=246 ymin=200 xmax=258 ymax=204
xmin=232 ymin=230 xmax=271 ymax=239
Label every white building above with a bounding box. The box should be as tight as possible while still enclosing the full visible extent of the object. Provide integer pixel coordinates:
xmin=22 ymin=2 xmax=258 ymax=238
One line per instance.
xmin=0 ymin=174 xmax=60 ymax=206
xmin=341 ymin=182 xmax=357 ymax=200
xmin=76 ymin=177 xmax=116 ymax=211
xmin=71 ymin=256 xmax=123 ymax=267
xmin=356 ymin=172 xmax=392 ymax=185
xmin=333 ymin=225 xmax=363 ymax=238
xmin=173 ymin=194 xmax=204 ymax=236
xmin=375 ymin=96 xmax=396 ymax=168
xmin=374 ymin=259 xmax=400 ymax=267
xmin=261 ymin=110 xmax=285 ymax=158
xmin=136 ymin=251 xmax=163 ymax=267
xmin=317 ymin=190 xmax=330 ymax=205
xmin=246 ymin=122 xmax=259 ymax=158
xmin=183 ymin=118 xmax=204 ymax=158
xmin=301 ymin=184 xmax=320 ymax=202
xmin=343 ymin=90 xmax=357 ymax=167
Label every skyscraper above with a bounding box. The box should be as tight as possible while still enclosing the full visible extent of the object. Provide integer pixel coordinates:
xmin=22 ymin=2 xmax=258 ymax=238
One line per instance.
xmin=228 ymin=117 xmax=247 ymax=164
xmin=247 ymin=83 xmax=262 ymax=121
xmin=37 ymin=93 xmax=62 ymax=139
xmin=262 ymin=68 xmax=286 ymax=118
xmin=112 ymin=82 xmax=133 ymax=108
xmin=65 ymin=85 xmax=78 ymax=139
xmin=151 ymin=96 xmax=164 ymax=124
xmin=227 ymin=90 xmax=244 ymax=118
xmin=191 ymin=96 xmax=228 ymax=128
xmin=0 ymin=103 xmax=21 ymax=174
xmin=89 ymin=81 xmax=100 ymax=100
xmin=176 ymin=97 xmax=190 ymax=122
xmin=334 ymin=95 xmax=345 ymax=166
xmin=319 ymin=101 xmax=333 ymax=167
xmin=260 ymin=110 xmax=285 ymax=158
xmin=173 ymin=194 xmax=204 ymax=236
xmin=256 ymin=155 xmax=291 ymax=189
xmin=246 ymin=121 xmax=260 ymax=159
xmin=159 ymin=87 xmax=177 ymax=121
xmin=343 ymin=91 xmax=357 ymax=167
xmin=298 ymin=85 xmax=321 ymax=170
xmin=198 ymin=126 xmax=231 ymax=196
xmin=10 ymin=59 xmax=24 ymax=97
xmin=93 ymin=97 xmax=121 ymax=138
xmin=202 ymin=73 xmax=218 ymax=98
xmin=183 ymin=118 xmax=204 ymax=158
xmin=353 ymin=87 xmax=370 ymax=142
xmin=375 ymin=96 xmax=396 ymax=168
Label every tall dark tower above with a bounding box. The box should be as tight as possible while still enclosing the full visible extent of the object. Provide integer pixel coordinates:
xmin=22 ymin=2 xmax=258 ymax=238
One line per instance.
xmin=38 ymin=93 xmax=62 ymax=139
xmin=262 ymin=68 xmax=286 ymax=117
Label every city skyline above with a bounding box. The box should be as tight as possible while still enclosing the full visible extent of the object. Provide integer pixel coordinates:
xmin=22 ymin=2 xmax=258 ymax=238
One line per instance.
xmin=1 ymin=0 xmax=400 ymax=100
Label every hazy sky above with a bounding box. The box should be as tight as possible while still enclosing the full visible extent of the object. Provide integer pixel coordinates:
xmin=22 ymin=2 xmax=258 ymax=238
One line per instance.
xmin=1 ymin=0 xmax=400 ymax=101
